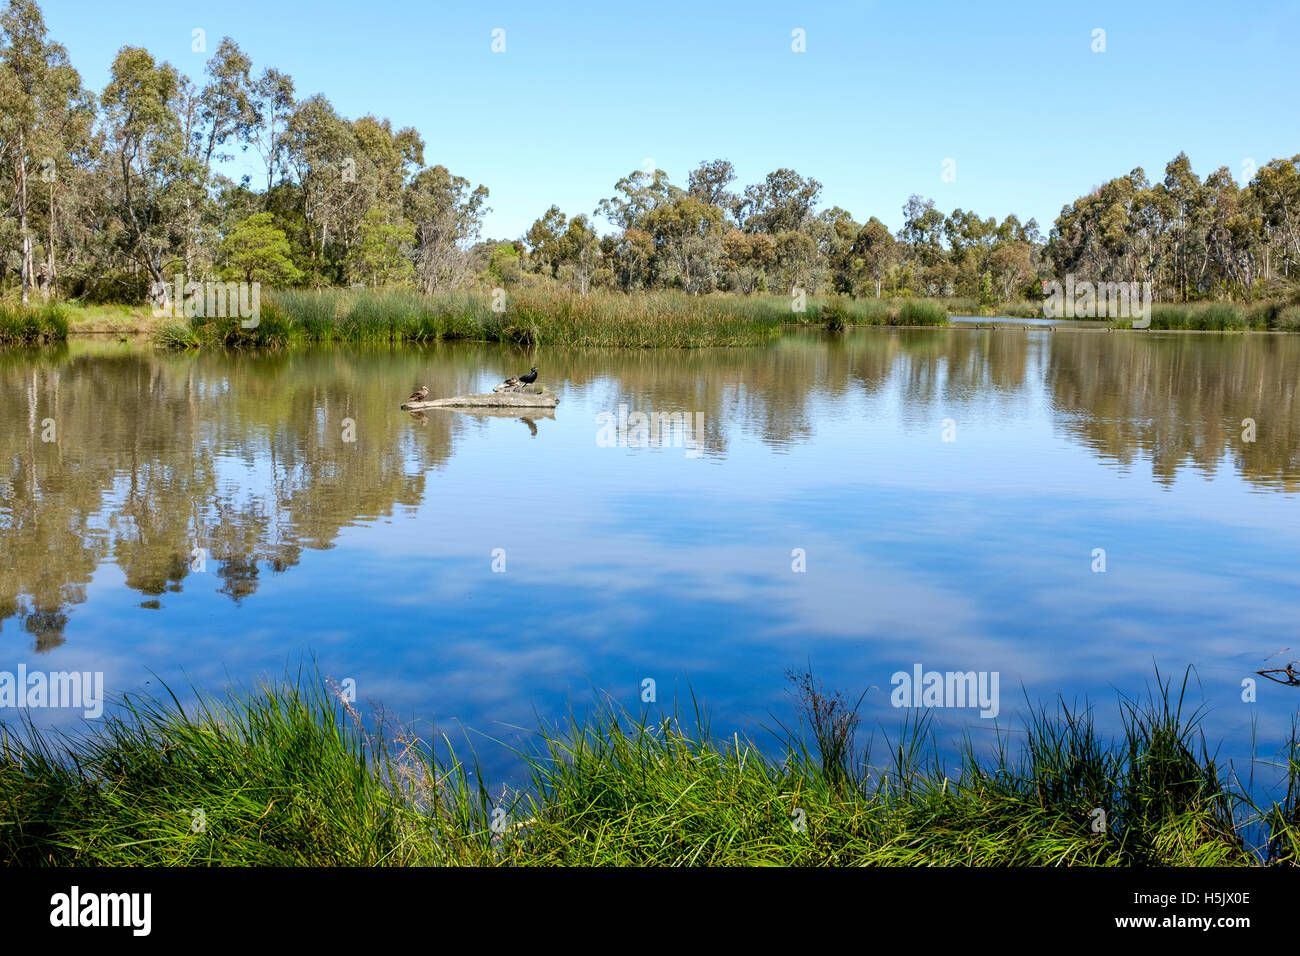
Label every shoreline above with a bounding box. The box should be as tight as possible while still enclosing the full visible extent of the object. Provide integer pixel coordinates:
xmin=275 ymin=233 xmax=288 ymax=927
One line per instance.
xmin=3 ymin=292 xmax=1295 ymax=349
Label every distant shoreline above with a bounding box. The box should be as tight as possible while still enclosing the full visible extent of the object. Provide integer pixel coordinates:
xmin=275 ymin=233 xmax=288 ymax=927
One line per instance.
xmin=3 ymin=291 xmax=1296 ymax=348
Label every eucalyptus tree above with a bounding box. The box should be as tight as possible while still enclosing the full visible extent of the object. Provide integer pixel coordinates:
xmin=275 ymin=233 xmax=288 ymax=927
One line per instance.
xmin=250 ymin=67 xmax=294 ymax=201
xmin=849 ymin=217 xmax=895 ymax=298
xmin=281 ymin=93 xmax=357 ymax=283
xmin=739 ymin=168 xmax=821 ymax=235
xmin=773 ymin=229 xmax=820 ymax=292
xmin=525 ymin=204 xmax=567 ymax=277
xmin=595 ymin=167 xmax=676 ymax=231
xmin=403 ymin=163 xmax=489 ymax=293
xmin=720 ymin=229 xmax=772 ymax=294
xmin=339 ymin=115 xmax=422 ymax=276
xmin=1158 ymin=152 xmax=1208 ymax=301
xmin=99 ymin=45 xmax=189 ymax=287
xmin=558 ymin=213 xmax=600 ymax=294
xmin=1202 ymin=166 xmax=1259 ymax=297
xmin=644 ymin=193 xmax=723 ymax=293
xmin=609 ymin=226 xmax=654 ymax=291
xmin=897 ymin=194 xmax=945 ymax=268
xmin=687 ymin=158 xmax=738 ymax=214
xmin=813 ymin=206 xmax=858 ymax=292
xmin=163 ymin=37 xmax=259 ymax=275
xmin=0 ymin=0 xmax=93 ymax=300
xmin=987 ymin=241 xmax=1033 ymax=301
xmin=1253 ymin=156 xmax=1300 ymax=280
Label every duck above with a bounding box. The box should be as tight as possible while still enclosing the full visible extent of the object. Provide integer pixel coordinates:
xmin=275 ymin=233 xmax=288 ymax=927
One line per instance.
xmin=408 ymin=385 xmax=429 ymax=402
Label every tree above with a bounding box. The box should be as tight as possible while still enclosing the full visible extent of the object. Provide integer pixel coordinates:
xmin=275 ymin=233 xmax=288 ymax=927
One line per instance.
xmin=644 ymin=194 xmax=723 ymax=293
xmin=557 ymin=214 xmax=599 ymax=294
xmin=403 ymin=164 xmax=488 ymax=294
xmin=596 ymin=167 xmax=676 ymax=231
xmin=849 ymin=218 xmax=895 ymax=297
xmin=486 ymin=241 xmax=523 ymax=285
xmin=219 ymin=210 xmax=303 ymax=284
xmin=99 ymin=45 xmax=187 ymax=287
xmin=1254 ymin=156 xmax=1300 ymax=279
xmin=898 ymin=194 xmax=945 ymax=267
xmin=524 ymin=204 xmax=566 ymax=277
xmin=740 ymin=168 xmax=821 ymax=234
xmin=611 ymin=227 xmax=654 ymax=290
xmin=773 ymin=229 xmax=819 ymax=292
xmin=281 ymin=93 xmax=357 ymax=284
xmin=345 ymin=205 xmax=410 ymax=286
xmin=988 ymin=241 xmax=1033 ymax=301
xmin=0 ymin=0 xmax=91 ymax=300
xmin=687 ymin=158 xmax=737 ymax=211
xmin=722 ymin=229 xmax=775 ymax=294
xmin=250 ymin=67 xmax=293 ymax=200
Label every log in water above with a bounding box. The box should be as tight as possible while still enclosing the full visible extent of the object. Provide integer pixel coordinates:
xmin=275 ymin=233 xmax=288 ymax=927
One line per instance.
xmin=401 ymin=387 xmax=559 ymax=410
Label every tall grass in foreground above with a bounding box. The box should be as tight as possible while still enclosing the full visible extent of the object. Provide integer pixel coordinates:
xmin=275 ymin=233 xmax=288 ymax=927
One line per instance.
xmin=1 ymin=667 xmax=1294 ymax=866
xmin=154 ymin=288 xmax=951 ymax=350
xmin=0 ymin=302 xmax=69 ymax=345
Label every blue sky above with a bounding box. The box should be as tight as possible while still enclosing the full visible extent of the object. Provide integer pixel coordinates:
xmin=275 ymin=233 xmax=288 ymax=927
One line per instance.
xmin=41 ymin=0 xmax=1300 ymax=240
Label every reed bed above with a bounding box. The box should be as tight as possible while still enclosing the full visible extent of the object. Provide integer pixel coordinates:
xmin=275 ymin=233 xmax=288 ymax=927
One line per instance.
xmin=941 ymin=298 xmax=1043 ymax=319
xmin=151 ymin=288 xmax=954 ymax=350
xmin=818 ymin=296 xmax=948 ymax=330
xmin=0 ymin=302 xmax=69 ymax=345
xmin=1114 ymin=302 xmax=1285 ymax=331
xmin=0 ymin=667 xmax=1293 ymax=866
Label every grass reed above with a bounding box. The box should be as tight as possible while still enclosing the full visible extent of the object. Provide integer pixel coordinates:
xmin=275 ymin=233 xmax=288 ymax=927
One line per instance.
xmin=149 ymin=288 xmax=955 ymax=350
xmin=0 ymin=666 xmax=1292 ymax=866
xmin=0 ymin=302 xmax=69 ymax=345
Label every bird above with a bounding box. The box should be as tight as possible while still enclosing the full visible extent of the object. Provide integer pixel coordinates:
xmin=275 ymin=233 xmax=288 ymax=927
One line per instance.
xmin=518 ymin=367 xmax=539 ymax=386
xmin=502 ymin=377 xmax=520 ymax=388
xmin=408 ymin=385 xmax=429 ymax=402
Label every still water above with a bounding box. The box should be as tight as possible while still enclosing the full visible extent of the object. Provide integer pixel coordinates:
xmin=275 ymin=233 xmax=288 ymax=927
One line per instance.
xmin=2 ymin=327 xmax=1298 ymax=790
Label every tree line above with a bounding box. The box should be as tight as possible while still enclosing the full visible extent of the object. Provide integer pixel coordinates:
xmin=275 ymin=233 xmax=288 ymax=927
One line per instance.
xmin=2 ymin=0 xmax=1297 ymax=307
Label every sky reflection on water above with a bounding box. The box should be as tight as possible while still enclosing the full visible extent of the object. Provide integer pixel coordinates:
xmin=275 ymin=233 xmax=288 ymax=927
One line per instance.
xmin=2 ymin=328 xmax=1298 ymax=794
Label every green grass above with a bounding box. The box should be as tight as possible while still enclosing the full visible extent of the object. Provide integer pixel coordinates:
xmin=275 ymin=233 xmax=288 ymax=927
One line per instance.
xmin=941 ymin=298 xmax=1042 ymax=318
xmin=1113 ymin=302 xmax=1283 ymax=331
xmin=148 ymin=288 xmax=956 ymax=350
xmin=1272 ymin=305 xmax=1300 ymax=331
xmin=897 ymin=299 xmax=950 ymax=326
xmin=0 ymin=302 xmax=69 ymax=345
xmin=165 ymin=288 xmax=792 ymax=349
xmin=59 ymin=301 xmax=161 ymax=334
xmin=1 ymin=666 xmax=1294 ymax=866
xmin=813 ymin=296 xmax=937 ymax=329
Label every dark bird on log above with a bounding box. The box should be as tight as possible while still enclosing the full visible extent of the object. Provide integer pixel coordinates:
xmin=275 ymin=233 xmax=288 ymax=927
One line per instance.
xmin=408 ymin=385 xmax=429 ymax=402
xmin=518 ymin=367 xmax=539 ymax=385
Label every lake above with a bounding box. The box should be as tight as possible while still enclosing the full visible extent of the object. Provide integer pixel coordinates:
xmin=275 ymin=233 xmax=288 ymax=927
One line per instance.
xmin=2 ymin=326 xmax=1298 ymax=795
